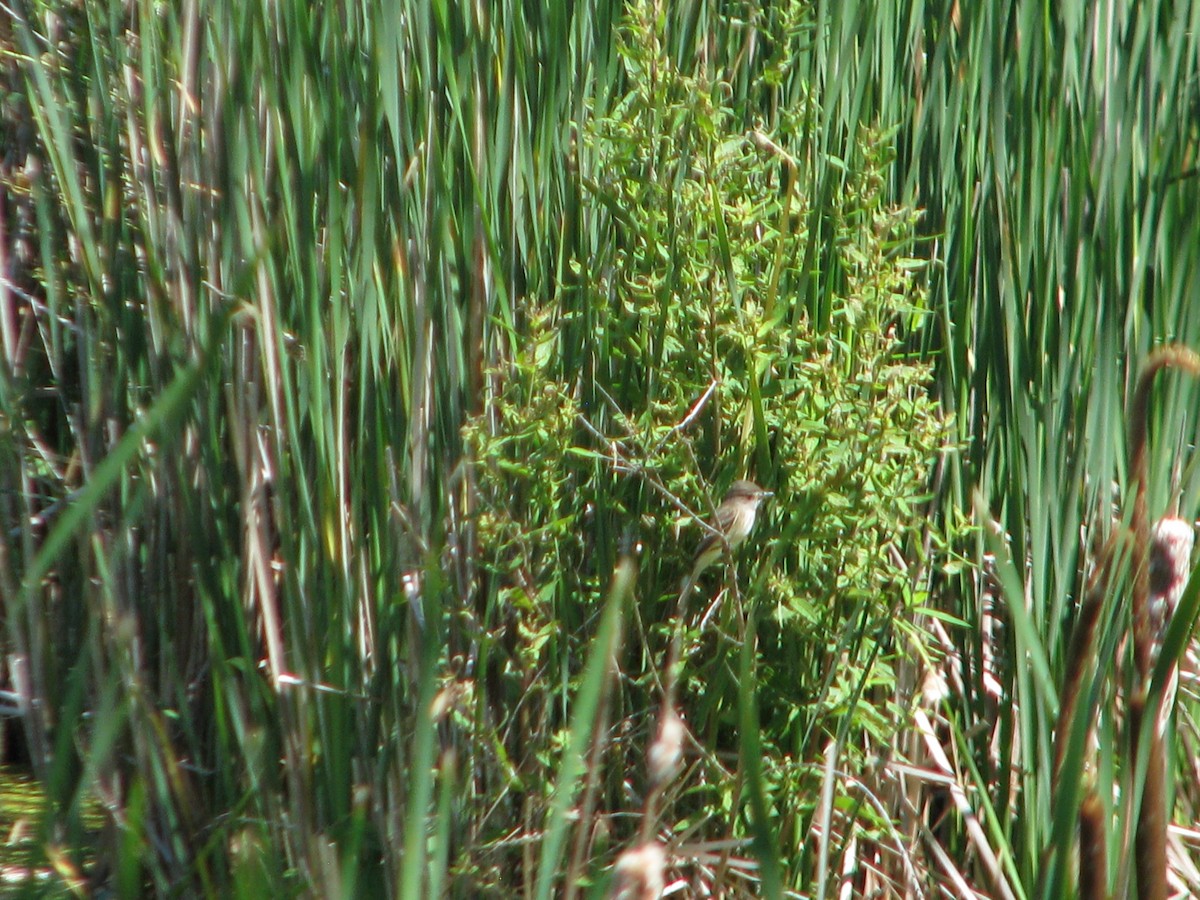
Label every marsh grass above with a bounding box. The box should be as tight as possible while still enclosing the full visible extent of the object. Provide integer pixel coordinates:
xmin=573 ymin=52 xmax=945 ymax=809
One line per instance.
xmin=3 ymin=0 xmax=1200 ymax=897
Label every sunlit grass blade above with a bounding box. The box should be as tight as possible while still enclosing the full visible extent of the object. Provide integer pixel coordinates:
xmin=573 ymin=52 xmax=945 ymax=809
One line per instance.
xmin=534 ymin=553 xmax=634 ymax=900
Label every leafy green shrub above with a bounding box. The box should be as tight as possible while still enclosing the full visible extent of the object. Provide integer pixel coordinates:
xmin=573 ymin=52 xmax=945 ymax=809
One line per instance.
xmin=464 ymin=0 xmax=956 ymax=885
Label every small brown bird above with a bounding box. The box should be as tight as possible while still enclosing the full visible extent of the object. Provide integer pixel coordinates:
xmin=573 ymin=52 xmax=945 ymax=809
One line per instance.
xmin=679 ymin=479 xmax=772 ymax=601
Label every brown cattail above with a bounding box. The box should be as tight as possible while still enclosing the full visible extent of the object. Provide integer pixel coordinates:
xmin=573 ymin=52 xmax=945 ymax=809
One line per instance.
xmin=1127 ymin=346 xmax=1200 ymax=900
xmin=1149 ymin=517 xmax=1194 ymax=747
xmin=1078 ymin=790 xmax=1107 ymax=900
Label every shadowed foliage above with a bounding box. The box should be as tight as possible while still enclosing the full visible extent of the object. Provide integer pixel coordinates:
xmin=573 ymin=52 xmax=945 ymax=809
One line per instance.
xmin=3 ymin=0 xmax=1200 ymax=897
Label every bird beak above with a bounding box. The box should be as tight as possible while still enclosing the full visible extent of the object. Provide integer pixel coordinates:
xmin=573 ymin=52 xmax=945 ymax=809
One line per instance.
xmin=760 ymin=490 xmax=774 ymax=498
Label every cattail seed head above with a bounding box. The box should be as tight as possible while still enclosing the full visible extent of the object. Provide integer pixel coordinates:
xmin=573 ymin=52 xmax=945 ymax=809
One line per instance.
xmin=647 ymin=707 xmax=685 ymax=788
xmin=611 ymin=842 xmax=666 ymax=900
xmin=1149 ymin=517 xmax=1195 ymax=655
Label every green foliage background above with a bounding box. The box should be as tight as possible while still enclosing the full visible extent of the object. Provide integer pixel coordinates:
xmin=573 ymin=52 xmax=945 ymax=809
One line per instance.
xmin=3 ymin=0 xmax=1200 ymax=897
xmin=463 ymin=11 xmax=948 ymax=890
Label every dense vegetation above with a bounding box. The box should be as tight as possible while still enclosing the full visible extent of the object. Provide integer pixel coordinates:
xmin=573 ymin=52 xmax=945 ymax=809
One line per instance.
xmin=3 ymin=1 xmax=1200 ymax=897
